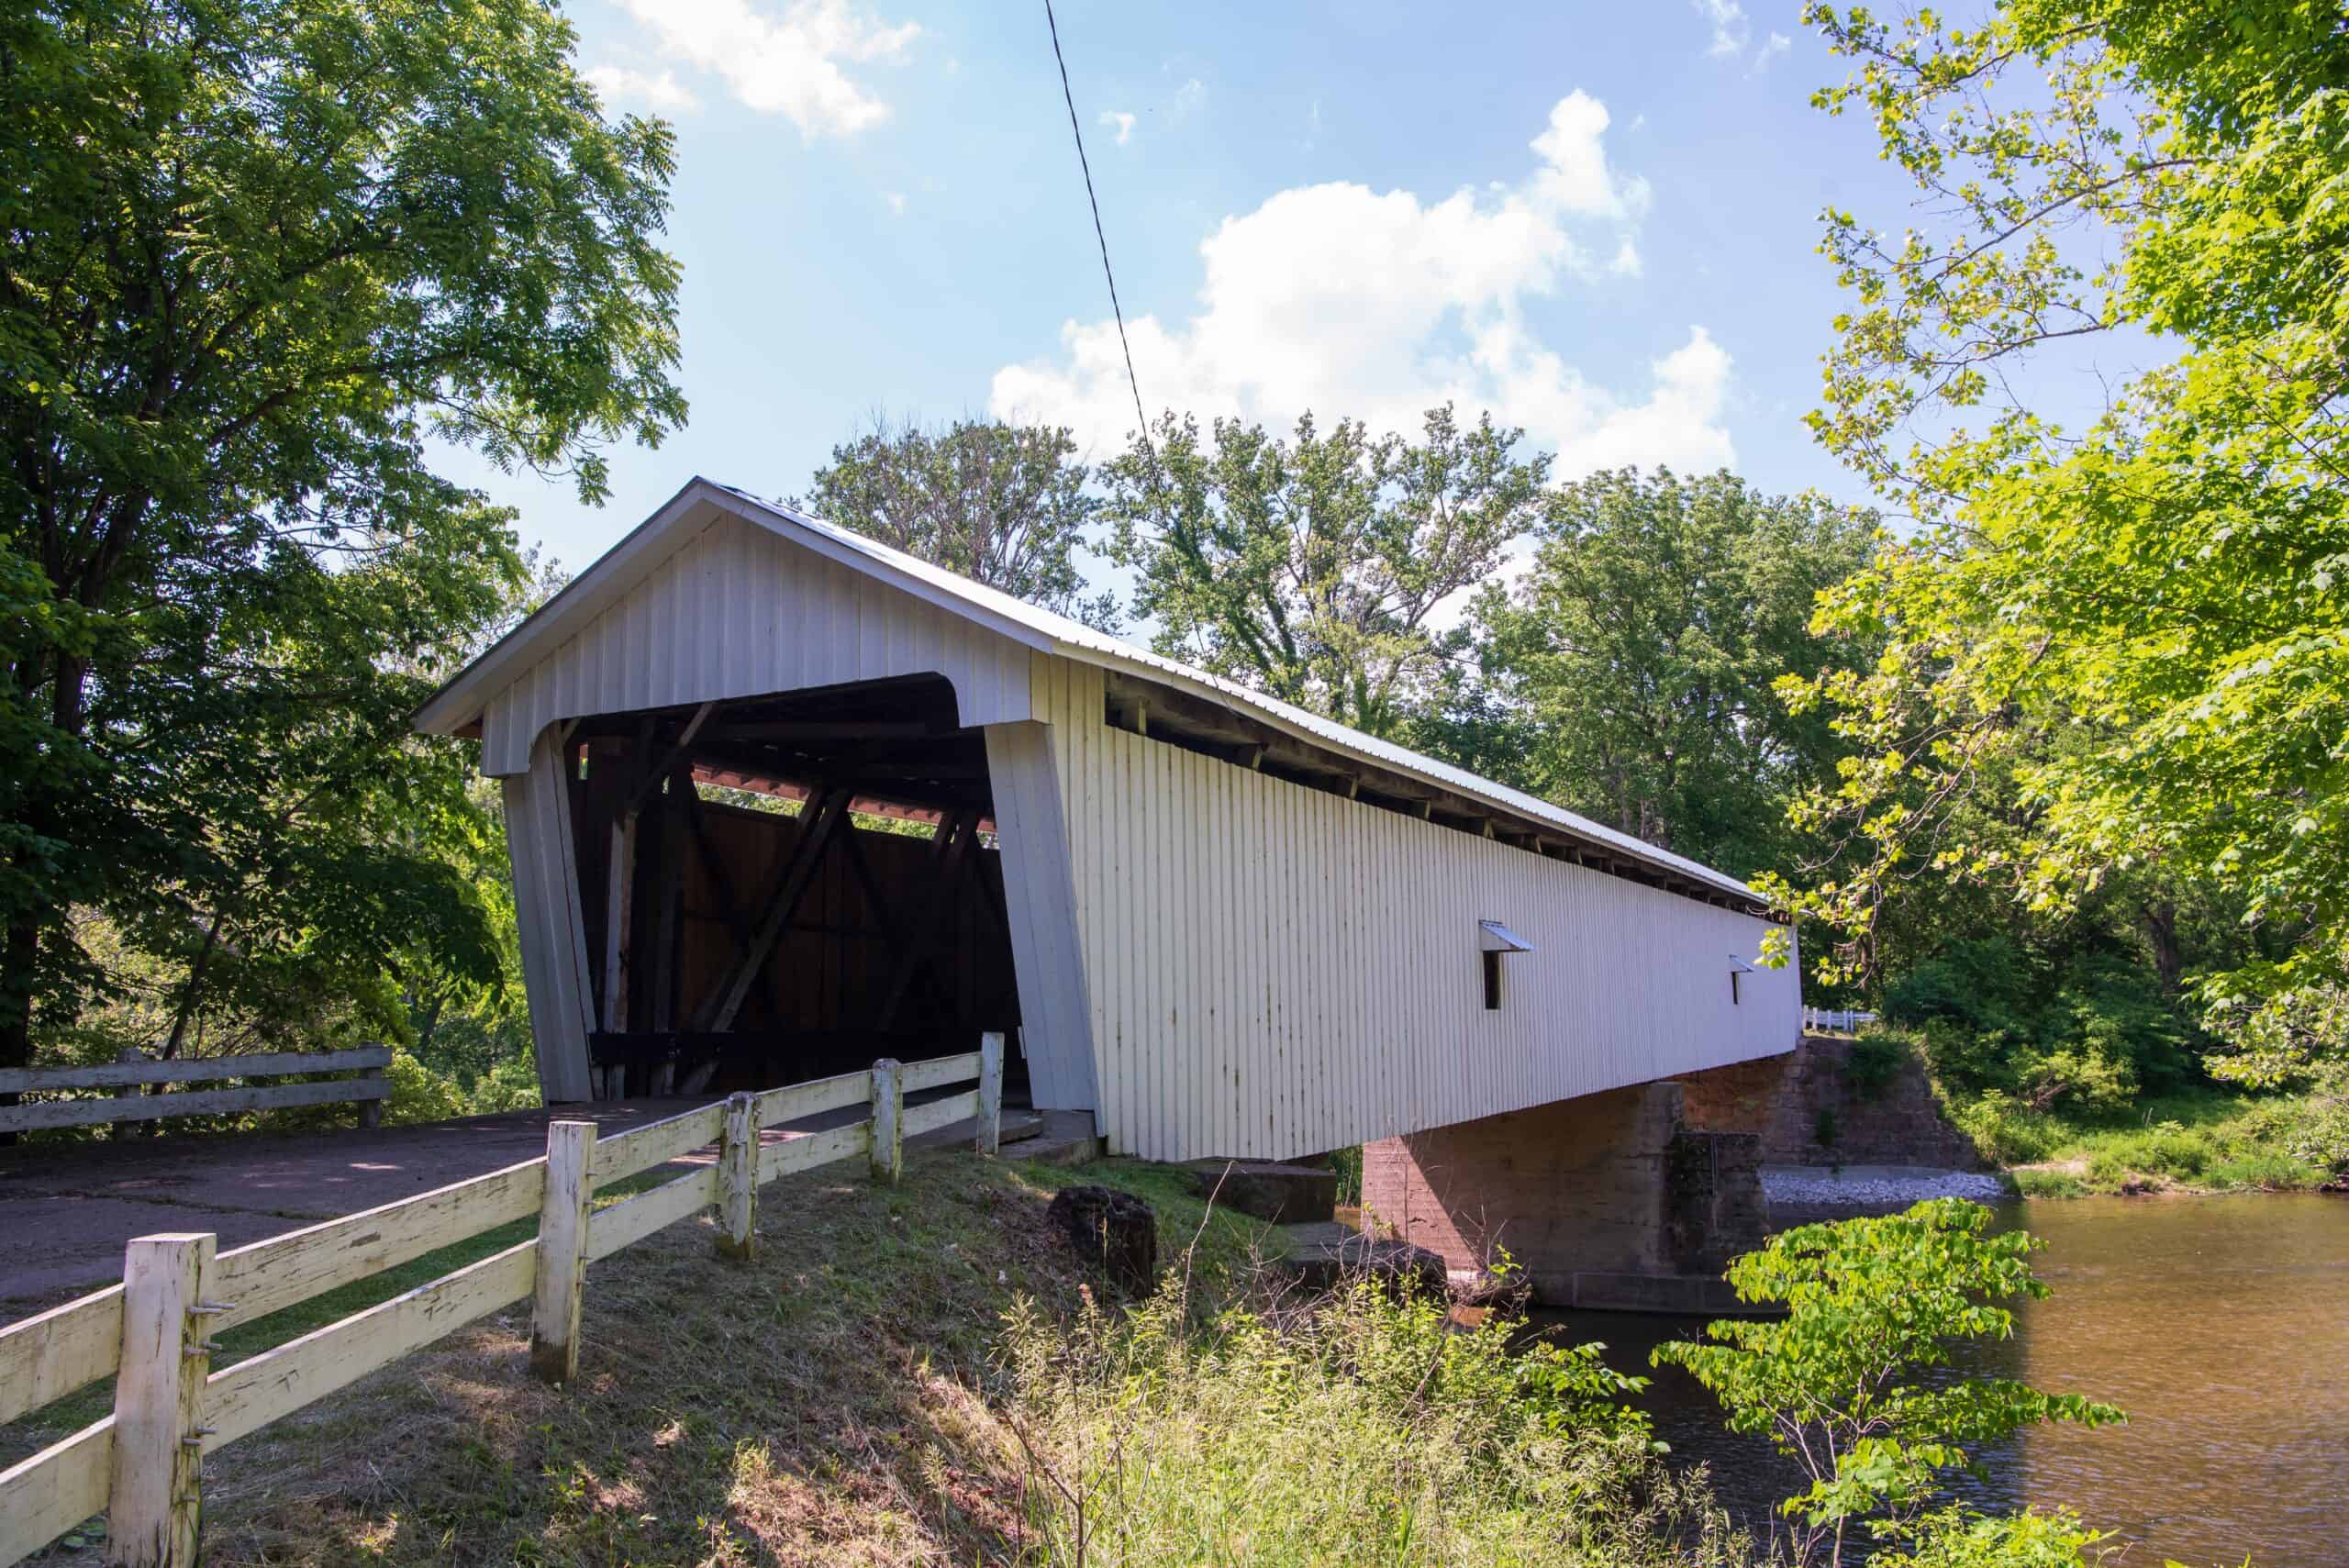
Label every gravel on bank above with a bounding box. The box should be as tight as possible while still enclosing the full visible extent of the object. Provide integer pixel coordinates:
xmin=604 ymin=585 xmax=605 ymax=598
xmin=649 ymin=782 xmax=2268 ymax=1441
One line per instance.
xmin=1761 ymin=1163 xmax=2009 ymax=1210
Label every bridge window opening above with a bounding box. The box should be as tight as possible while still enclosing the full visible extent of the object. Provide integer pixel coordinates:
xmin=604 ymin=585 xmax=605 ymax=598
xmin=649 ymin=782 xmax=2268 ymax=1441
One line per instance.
xmin=562 ymin=673 xmax=1023 ymax=1104
xmin=1477 ymin=920 xmax=1532 ymax=1012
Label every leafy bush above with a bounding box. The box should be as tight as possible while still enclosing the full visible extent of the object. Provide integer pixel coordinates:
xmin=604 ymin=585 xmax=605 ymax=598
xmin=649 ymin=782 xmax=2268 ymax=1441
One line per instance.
xmin=1948 ymin=1090 xmax=2064 ymax=1166
xmin=1655 ymin=1199 xmax=2121 ymax=1565
xmin=1003 ymin=1276 xmax=1748 ymax=1566
xmin=1843 ymin=1032 xmax=1911 ymax=1100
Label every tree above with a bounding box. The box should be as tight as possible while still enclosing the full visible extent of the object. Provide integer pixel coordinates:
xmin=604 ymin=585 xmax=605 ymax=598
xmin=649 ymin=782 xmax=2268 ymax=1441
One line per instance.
xmin=0 ymin=0 xmax=685 ymax=1073
xmin=1465 ymin=469 xmax=1876 ymax=878
xmin=1771 ymin=0 xmax=2349 ymax=1072
xmin=800 ymin=417 xmax=1119 ymax=630
xmin=1655 ymin=1200 xmax=2121 ymax=1565
xmin=1103 ymin=406 xmax=1548 ymax=740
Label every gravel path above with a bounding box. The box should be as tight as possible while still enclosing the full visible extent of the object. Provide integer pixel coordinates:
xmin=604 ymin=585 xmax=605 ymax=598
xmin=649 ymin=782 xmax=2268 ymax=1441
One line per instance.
xmin=1761 ymin=1163 xmax=2009 ymax=1209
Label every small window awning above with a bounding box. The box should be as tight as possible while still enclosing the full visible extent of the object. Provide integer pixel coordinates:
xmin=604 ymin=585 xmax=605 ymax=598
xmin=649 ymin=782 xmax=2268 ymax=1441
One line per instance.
xmin=1478 ymin=919 xmax=1534 ymax=953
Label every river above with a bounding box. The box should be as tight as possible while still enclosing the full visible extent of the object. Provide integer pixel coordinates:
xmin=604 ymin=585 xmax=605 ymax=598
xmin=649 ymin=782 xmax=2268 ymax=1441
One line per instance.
xmin=1536 ymin=1193 xmax=2349 ymax=1565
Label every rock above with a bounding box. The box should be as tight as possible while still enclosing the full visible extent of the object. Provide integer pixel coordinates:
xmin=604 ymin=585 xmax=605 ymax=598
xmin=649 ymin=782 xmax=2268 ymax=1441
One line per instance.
xmin=1277 ymin=1234 xmax=1449 ymax=1298
xmin=1046 ymin=1184 xmax=1157 ymax=1296
xmin=1451 ymin=1268 xmax=1532 ymax=1313
xmin=1182 ymin=1159 xmax=1338 ymax=1224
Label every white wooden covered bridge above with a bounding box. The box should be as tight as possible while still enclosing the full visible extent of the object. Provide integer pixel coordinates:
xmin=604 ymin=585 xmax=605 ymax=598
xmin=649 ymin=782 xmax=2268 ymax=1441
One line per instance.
xmin=415 ymin=477 xmax=1799 ymax=1163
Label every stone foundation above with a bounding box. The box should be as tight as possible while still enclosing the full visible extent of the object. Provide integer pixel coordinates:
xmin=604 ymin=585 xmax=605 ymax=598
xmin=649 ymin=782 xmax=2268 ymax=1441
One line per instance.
xmin=1675 ymin=1033 xmax=1980 ymax=1168
xmin=1360 ymin=1082 xmax=1764 ymax=1313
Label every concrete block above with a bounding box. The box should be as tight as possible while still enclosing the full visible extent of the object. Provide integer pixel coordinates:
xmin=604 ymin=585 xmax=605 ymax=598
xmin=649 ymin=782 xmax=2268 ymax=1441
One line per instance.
xmin=1183 ymin=1159 xmax=1338 ymax=1223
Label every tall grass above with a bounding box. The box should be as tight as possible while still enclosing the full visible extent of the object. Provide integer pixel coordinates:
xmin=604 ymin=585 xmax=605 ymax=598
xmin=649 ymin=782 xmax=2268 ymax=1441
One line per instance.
xmin=999 ymin=1278 xmax=1750 ymax=1567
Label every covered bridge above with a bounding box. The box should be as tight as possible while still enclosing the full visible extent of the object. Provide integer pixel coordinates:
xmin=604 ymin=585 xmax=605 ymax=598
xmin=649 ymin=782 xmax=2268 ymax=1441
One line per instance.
xmin=415 ymin=477 xmax=1798 ymax=1164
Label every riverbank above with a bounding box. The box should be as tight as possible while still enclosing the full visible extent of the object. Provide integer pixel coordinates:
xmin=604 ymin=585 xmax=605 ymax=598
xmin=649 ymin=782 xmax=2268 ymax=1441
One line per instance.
xmin=1954 ymin=1086 xmax=2338 ymax=1197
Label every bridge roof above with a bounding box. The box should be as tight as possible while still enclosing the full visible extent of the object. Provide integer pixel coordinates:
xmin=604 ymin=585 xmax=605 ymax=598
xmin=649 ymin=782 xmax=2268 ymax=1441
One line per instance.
xmin=415 ymin=476 xmax=1760 ymax=908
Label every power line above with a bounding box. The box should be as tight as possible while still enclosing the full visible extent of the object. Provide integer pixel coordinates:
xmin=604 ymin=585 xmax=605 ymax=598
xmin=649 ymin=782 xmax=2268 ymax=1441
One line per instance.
xmin=1041 ymin=0 xmax=1156 ymax=465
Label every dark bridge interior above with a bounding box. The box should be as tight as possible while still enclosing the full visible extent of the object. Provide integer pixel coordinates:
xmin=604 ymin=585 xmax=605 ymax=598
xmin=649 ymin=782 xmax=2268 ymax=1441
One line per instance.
xmin=561 ymin=674 xmax=1020 ymax=1098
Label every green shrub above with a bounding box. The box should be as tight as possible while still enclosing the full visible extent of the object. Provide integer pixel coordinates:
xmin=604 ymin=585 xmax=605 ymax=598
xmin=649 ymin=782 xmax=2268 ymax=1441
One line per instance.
xmin=1844 ymin=1032 xmax=1911 ymax=1101
xmin=1951 ymin=1091 xmax=2064 ymax=1165
xmin=2083 ymin=1127 xmax=2216 ymax=1185
xmin=1656 ymin=1200 xmax=2120 ymax=1566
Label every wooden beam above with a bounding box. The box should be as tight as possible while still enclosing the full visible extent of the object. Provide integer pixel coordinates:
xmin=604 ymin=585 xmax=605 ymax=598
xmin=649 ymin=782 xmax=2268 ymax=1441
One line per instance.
xmin=874 ymin=812 xmax=976 ymax=1030
xmin=624 ymin=701 xmax=717 ymax=815
xmin=690 ymin=788 xmax=852 ymax=1032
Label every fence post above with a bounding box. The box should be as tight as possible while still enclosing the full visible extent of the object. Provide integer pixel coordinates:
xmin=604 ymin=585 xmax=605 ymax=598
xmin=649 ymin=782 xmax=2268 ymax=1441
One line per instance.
xmin=106 ymin=1232 xmax=217 ymax=1568
xmin=975 ymin=1033 xmax=1004 ymax=1157
xmin=870 ymin=1059 xmax=903 ymax=1184
xmin=717 ymin=1091 xmax=757 ymax=1260
xmin=530 ymin=1119 xmax=596 ymax=1383
xmin=357 ymin=1041 xmax=385 ymax=1129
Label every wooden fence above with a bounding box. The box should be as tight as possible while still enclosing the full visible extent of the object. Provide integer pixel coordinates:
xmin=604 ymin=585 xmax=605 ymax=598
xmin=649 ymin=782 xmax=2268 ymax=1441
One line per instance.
xmin=1799 ymin=1006 xmax=1879 ymax=1035
xmin=0 ymin=1046 xmax=392 ymax=1136
xmin=0 ymin=1036 xmax=1007 ymax=1567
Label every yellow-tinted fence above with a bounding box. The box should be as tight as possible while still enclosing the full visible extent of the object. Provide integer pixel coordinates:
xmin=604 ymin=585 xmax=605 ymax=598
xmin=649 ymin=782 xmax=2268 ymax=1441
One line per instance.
xmin=0 ymin=1036 xmax=1006 ymax=1567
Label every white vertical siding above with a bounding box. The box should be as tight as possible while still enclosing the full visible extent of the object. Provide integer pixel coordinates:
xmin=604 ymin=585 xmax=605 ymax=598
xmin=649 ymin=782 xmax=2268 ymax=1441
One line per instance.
xmin=1029 ymin=654 xmax=1800 ymax=1162
xmin=475 ymin=514 xmax=1035 ymax=776
xmin=982 ymin=721 xmax=1100 ymax=1111
xmin=503 ymin=731 xmax=598 ymax=1100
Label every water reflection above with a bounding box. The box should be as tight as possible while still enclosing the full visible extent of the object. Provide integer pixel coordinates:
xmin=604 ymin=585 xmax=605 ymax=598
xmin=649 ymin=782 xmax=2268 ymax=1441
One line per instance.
xmin=1533 ymin=1194 xmax=2349 ymax=1566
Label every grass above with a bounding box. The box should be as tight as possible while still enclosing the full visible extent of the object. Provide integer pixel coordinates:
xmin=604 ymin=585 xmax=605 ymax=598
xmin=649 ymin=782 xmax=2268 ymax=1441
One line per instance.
xmin=1966 ymin=1085 xmax=2331 ymax=1196
xmin=10 ymin=1148 xmax=1284 ymax=1566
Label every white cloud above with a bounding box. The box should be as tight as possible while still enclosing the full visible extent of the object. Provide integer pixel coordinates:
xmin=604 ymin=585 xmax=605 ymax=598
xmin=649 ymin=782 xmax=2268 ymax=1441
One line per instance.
xmin=988 ymin=92 xmax=1732 ymax=480
xmin=583 ymin=63 xmax=702 ymax=113
xmin=1693 ymin=0 xmax=1749 ymax=57
xmin=1173 ymin=76 xmax=1207 ymax=117
xmin=884 ymin=190 xmax=907 ymax=216
xmin=1099 ymin=109 xmax=1136 ymax=146
xmin=1752 ymin=31 xmax=1791 ymax=72
xmin=612 ymin=0 xmax=918 ymax=138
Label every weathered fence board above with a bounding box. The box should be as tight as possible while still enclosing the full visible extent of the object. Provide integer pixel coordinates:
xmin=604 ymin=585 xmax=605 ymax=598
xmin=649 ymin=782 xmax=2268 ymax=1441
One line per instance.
xmin=0 ymin=1288 xmax=123 ymax=1429
xmin=588 ymin=1103 xmax=726 ymax=1185
xmin=202 ymin=1241 xmax=539 ymax=1452
xmin=751 ymin=1069 xmax=869 ymax=1129
xmin=584 ymin=1167 xmax=719 ymax=1263
xmin=899 ymin=1089 xmax=982 ymax=1141
xmin=757 ymin=1121 xmax=871 ymax=1183
xmin=0 ymin=1422 xmax=111 ymax=1568
xmin=0 ymin=1077 xmax=389 ymax=1136
xmin=213 ymin=1159 xmax=546 ymax=1333
xmin=0 ymin=1047 xmax=391 ymax=1095
xmin=896 ymin=1051 xmax=981 ymax=1095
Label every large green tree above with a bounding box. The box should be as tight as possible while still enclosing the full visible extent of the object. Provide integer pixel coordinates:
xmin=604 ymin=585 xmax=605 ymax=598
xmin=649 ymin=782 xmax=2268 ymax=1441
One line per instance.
xmin=1775 ymin=0 xmax=2349 ymax=1071
xmin=1465 ymin=468 xmax=1876 ymax=878
xmin=1103 ymin=406 xmax=1548 ymax=739
xmin=799 ymin=417 xmax=1119 ymax=629
xmin=0 ymin=0 xmax=685 ymax=1072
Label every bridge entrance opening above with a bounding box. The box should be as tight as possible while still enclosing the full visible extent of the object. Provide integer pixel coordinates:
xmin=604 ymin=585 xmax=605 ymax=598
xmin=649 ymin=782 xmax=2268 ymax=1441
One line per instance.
xmin=562 ymin=673 xmax=1022 ymax=1101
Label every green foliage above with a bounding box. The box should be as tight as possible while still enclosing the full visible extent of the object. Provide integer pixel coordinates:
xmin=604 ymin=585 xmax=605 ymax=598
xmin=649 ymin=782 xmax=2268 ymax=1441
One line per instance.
xmin=1765 ymin=0 xmax=2349 ymax=1072
xmin=1843 ymin=1033 xmax=1910 ymax=1101
xmin=1465 ymin=467 xmax=1877 ymax=877
xmin=799 ymin=417 xmax=1119 ymax=630
xmin=1005 ymin=1276 xmax=1746 ymax=1566
xmin=0 ymin=0 xmax=684 ymax=1069
xmin=1656 ymin=1200 xmax=2121 ymax=1562
xmin=1871 ymin=1506 xmax=2110 ymax=1568
xmin=1103 ymin=406 xmax=1548 ymax=740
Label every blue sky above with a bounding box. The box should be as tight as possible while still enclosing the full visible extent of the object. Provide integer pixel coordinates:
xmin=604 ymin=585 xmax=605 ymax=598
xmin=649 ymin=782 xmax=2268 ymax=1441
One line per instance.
xmin=455 ymin=0 xmax=1922 ymax=588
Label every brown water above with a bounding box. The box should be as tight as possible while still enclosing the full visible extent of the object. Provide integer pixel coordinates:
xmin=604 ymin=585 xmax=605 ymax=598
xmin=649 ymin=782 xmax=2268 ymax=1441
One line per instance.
xmin=1538 ymin=1195 xmax=2349 ymax=1565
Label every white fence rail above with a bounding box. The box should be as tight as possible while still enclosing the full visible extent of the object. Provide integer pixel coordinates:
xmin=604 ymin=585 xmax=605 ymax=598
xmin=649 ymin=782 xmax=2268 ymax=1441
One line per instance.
xmin=0 ymin=1035 xmax=1006 ymax=1567
xmin=0 ymin=1045 xmax=392 ymax=1136
xmin=1800 ymin=1006 xmax=1878 ymax=1034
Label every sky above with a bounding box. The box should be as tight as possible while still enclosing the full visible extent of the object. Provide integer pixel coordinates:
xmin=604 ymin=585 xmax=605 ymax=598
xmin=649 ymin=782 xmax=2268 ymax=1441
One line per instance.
xmin=451 ymin=0 xmax=1927 ymax=594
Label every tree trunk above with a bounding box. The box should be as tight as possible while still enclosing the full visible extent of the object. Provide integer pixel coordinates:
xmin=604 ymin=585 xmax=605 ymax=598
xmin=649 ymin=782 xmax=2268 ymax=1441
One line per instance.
xmin=2143 ymin=901 xmax=2183 ymax=995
